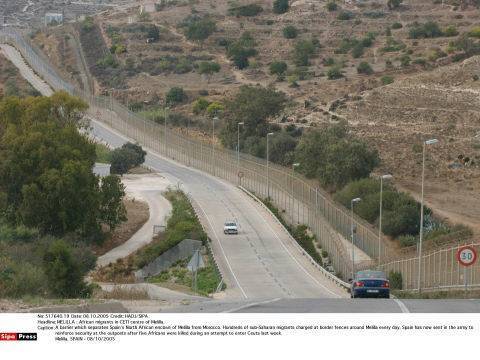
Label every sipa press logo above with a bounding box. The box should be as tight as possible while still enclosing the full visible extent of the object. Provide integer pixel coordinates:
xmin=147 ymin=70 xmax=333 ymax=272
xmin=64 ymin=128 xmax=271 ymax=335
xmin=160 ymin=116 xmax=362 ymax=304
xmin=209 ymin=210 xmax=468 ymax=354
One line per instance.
xmin=0 ymin=332 xmax=37 ymax=341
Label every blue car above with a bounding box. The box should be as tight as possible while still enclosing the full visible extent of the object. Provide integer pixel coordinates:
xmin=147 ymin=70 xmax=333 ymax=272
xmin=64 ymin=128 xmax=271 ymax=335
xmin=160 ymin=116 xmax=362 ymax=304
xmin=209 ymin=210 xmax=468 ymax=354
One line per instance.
xmin=350 ymin=270 xmax=390 ymax=299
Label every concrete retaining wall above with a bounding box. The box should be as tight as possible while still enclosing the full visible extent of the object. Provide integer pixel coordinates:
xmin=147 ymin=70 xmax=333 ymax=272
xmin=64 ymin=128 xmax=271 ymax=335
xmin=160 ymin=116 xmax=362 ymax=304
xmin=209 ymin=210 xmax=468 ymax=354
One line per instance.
xmin=134 ymin=239 xmax=202 ymax=280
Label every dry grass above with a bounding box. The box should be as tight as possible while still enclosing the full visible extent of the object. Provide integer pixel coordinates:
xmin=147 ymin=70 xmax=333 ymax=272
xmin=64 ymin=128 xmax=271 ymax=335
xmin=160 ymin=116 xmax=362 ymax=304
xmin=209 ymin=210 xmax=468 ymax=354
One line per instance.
xmin=96 ymin=286 xmax=150 ymax=300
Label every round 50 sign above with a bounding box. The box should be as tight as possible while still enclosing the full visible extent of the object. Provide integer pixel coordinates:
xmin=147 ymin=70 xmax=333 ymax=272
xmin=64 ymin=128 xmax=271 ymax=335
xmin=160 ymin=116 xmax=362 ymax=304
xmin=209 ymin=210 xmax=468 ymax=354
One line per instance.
xmin=456 ymin=246 xmax=477 ymax=267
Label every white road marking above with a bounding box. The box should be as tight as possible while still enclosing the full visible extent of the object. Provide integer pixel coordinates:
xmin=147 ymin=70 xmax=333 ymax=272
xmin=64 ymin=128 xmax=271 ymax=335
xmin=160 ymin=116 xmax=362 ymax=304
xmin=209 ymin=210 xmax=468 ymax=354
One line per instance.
xmin=222 ymin=298 xmax=282 ymax=313
xmin=193 ymin=200 xmax=248 ymax=300
xmin=248 ymin=198 xmax=342 ymax=298
xmin=393 ymin=298 xmax=410 ymax=313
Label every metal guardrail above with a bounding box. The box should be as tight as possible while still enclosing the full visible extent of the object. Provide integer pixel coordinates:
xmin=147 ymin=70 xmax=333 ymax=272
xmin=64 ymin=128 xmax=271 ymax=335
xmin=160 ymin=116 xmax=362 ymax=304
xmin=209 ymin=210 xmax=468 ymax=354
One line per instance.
xmin=238 ymin=186 xmax=350 ymax=291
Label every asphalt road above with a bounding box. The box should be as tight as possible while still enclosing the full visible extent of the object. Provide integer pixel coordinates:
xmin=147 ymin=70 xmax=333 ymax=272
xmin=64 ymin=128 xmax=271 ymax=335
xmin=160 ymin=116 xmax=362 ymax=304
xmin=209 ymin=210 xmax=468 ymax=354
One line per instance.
xmin=163 ymin=298 xmax=480 ymax=313
xmin=90 ymin=119 xmax=347 ymax=300
xmin=97 ymin=174 xmax=172 ymax=267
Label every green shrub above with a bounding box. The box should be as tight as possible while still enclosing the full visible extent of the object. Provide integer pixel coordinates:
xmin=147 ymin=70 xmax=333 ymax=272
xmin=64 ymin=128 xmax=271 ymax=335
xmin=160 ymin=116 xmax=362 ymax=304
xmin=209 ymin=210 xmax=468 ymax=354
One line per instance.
xmin=398 ymin=234 xmax=417 ymax=248
xmin=226 ymin=32 xmax=257 ymax=69
xmin=357 ymin=61 xmax=373 ymax=74
xmin=326 ymin=1 xmax=338 ymax=11
xmin=228 ymin=4 xmax=263 ymax=17
xmin=409 ymin=21 xmax=443 ymax=39
xmin=444 ymin=25 xmax=458 ymax=37
xmin=269 ymin=61 xmax=288 ymax=77
xmin=183 ymin=16 xmax=216 ymax=42
xmin=273 ymin=0 xmax=289 ymax=14
xmin=391 ymin=22 xmax=403 ymax=29
xmin=469 ymin=27 xmax=480 ymax=38
xmin=337 ymin=11 xmax=354 ymax=20
xmin=166 ymin=87 xmax=187 ymax=104
xmin=43 ymin=239 xmax=91 ymax=298
xmin=381 ymin=75 xmax=394 ymax=85
xmin=192 ymin=98 xmax=210 ymax=114
xmin=327 ymin=66 xmax=343 ymax=80
xmin=388 ymin=271 xmax=403 ymax=290
xmin=283 ymin=25 xmax=298 ymax=39
xmin=292 ymin=39 xmax=318 ymax=66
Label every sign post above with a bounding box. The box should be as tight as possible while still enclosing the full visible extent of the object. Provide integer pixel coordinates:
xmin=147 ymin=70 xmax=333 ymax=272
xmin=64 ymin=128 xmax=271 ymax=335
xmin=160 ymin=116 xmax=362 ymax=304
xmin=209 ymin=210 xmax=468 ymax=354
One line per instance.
xmin=456 ymin=246 xmax=477 ymax=297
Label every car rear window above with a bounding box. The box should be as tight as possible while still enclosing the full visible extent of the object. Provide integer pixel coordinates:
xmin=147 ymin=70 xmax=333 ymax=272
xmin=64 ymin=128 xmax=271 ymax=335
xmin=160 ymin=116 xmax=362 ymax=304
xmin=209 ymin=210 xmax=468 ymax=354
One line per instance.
xmin=225 ymin=222 xmax=236 ymax=226
xmin=356 ymin=270 xmax=386 ymax=279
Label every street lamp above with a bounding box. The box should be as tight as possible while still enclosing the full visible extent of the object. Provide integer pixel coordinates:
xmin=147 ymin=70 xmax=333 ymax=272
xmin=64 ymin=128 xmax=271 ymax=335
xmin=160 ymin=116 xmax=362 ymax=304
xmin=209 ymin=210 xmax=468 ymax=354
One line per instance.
xmin=292 ymin=163 xmax=300 ymax=224
xmin=212 ymin=116 xmax=218 ymax=175
xmin=418 ymin=138 xmax=439 ymax=292
xmin=164 ymin=106 xmax=169 ymax=155
xmin=266 ymin=132 xmax=274 ymax=198
xmin=237 ymin=122 xmax=244 ymax=182
xmin=378 ymin=174 xmax=393 ymax=264
xmin=351 ymin=197 xmax=361 ymax=279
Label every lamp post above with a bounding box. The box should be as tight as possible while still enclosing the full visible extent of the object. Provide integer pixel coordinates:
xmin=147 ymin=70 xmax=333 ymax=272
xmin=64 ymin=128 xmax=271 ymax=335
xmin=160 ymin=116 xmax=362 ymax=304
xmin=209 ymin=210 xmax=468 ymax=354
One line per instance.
xmin=212 ymin=116 xmax=218 ymax=176
xmin=266 ymin=132 xmax=274 ymax=198
xmin=418 ymin=138 xmax=439 ymax=292
xmin=292 ymin=163 xmax=300 ymax=224
xmin=237 ymin=122 xmax=244 ymax=183
xmin=378 ymin=174 xmax=393 ymax=264
xmin=351 ymin=197 xmax=361 ymax=279
xmin=164 ymin=106 xmax=169 ymax=156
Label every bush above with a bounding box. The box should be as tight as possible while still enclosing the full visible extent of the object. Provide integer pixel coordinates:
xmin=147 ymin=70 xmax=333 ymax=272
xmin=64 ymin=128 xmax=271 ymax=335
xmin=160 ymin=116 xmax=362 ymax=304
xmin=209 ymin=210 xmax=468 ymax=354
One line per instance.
xmin=192 ymin=98 xmax=210 ymax=114
xmin=166 ymin=86 xmax=187 ymax=105
xmin=391 ymin=22 xmax=403 ymax=29
xmin=228 ymin=4 xmax=263 ymax=17
xmin=388 ymin=271 xmax=403 ymax=290
xmin=43 ymin=239 xmax=90 ymax=298
xmin=409 ymin=21 xmax=443 ymax=39
xmin=382 ymin=205 xmax=420 ymax=238
xmin=273 ymin=0 xmax=289 ymax=14
xmin=206 ymin=102 xmax=224 ymax=117
xmin=226 ymin=32 xmax=257 ymax=69
xmin=327 ymin=66 xmax=343 ymax=79
xmin=381 ymin=75 xmax=394 ymax=85
xmin=444 ymin=25 xmax=458 ymax=37
xmin=146 ymin=24 xmax=160 ymax=41
xmin=183 ymin=16 xmax=216 ymax=42
xmin=357 ymin=61 xmax=373 ymax=75
xmin=326 ymin=1 xmax=338 ymax=11
xmin=283 ymin=25 xmax=298 ymax=39
xmin=398 ymin=235 xmax=417 ymax=248
xmin=269 ymin=61 xmax=288 ymax=77
xmin=337 ymin=11 xmax=354 ymax=21
xmin=110 ymin=143 xmax=146 ymax=175
xmin=292 ymin=39 xmax=317 ymax=66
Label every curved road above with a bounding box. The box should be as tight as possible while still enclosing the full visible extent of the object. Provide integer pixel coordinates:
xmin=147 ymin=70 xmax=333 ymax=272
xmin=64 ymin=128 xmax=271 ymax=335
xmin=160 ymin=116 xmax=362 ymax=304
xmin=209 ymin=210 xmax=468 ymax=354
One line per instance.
xmin=91 ymin=119 xmax=346 ymax=300
xmin=1 ymin=35 xmax=346 ymax=300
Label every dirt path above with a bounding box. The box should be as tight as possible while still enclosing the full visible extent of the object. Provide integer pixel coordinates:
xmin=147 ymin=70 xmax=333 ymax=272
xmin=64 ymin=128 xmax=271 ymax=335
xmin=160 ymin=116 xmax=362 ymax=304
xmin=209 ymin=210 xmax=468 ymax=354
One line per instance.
xmin=97 ymin=174 xmax=173 ymax=267
xmin=0 ymin=44 xmax=53 ymax=96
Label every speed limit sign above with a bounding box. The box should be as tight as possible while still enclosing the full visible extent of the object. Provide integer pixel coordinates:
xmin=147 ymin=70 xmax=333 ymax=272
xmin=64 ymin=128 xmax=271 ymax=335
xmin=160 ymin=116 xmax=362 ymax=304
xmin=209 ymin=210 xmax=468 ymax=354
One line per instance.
xmin=456 ymin=246 xmax=477 ymax=267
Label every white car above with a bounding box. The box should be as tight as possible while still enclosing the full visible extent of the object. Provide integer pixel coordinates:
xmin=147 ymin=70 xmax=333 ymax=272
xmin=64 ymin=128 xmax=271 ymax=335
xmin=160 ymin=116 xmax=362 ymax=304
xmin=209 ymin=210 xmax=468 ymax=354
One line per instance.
xmin=223 ymin=221 xmax=238 ymax=235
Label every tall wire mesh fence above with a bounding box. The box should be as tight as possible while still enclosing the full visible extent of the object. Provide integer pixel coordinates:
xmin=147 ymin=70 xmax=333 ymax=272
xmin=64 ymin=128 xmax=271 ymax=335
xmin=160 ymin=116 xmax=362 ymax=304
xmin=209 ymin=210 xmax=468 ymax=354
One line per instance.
xmin=2 ymin=28 xmax=479 ymax=290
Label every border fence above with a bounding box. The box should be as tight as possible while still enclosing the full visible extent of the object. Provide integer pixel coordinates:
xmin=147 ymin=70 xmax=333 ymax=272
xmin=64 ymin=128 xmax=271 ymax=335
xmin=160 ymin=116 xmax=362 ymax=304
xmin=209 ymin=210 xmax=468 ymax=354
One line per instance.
xmin=2 ymin=28 xmax=479 ymax=291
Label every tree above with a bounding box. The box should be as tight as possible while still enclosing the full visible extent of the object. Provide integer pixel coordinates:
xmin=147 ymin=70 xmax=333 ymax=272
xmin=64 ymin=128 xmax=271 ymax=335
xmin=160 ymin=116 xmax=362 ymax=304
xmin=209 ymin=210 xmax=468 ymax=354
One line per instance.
xmin=387 ymin=0 xmax=403 ymax=10
xmin=282 ymin=25 xmax=298 ymax=39
xmin=294 ymin=123 xmax=379 ymax=189
xmin=99 ymin=175 xmax=127 ymax=231
xmin=226 ymin=32 xmax=257 ymax=69
xmin=42 ymin=239 xmax=90 ymax=298
xmin=269 ymin=61 xmax=288 ymax=79
xmin=357 ymin=61 xmax=373 ymax=75
xmin=206 ymin=102 xmax=224 ymax=117
xmin=198 ymin=61 xmax=221 ymax=82
xmin=110 ymin=143 xmax=146 ymax=175
xmin=273 ymin=0 xmax=289 ymax=14
xmin=166 ymin=87 xmax=186 ymax=105
xmin=220 ymin=86 xmax=287 ymax=149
